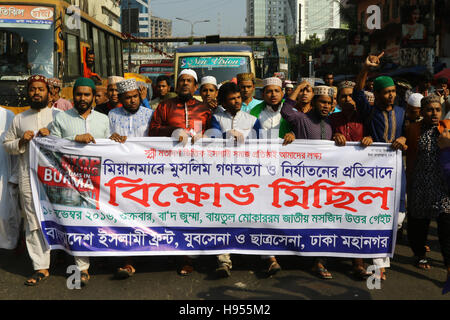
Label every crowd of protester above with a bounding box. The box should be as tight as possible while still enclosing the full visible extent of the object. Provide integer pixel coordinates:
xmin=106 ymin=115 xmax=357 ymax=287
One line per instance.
xmin=0 ymin=52 xmax=449 ymax=292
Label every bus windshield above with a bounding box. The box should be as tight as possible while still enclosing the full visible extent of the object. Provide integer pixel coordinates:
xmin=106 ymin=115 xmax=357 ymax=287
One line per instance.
xmin=178 ymin=56 xmax=250 ymax=85
xmin=0 ymin=24 xmax=54 ymax=79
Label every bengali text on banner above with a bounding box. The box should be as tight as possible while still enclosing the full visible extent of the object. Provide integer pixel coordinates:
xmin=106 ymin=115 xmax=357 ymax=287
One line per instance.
xmin=29 ymin=137 xmax=402 ymax=258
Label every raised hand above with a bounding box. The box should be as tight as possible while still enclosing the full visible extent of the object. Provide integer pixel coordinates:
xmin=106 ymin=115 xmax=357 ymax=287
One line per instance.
xmin=364 ymin=52 xmax=384 ymax=68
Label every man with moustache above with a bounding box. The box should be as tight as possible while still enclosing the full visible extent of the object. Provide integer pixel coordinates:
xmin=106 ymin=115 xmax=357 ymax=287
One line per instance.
xmin=149 ymin=69 xmax=211 ymax=143
xmin=3 ymin=75 xmax=59 ymax=286
xmin=148 ymin=69 xmax=211 ymax=275
xmin=50 ymin=77 xmax=123 ymax=286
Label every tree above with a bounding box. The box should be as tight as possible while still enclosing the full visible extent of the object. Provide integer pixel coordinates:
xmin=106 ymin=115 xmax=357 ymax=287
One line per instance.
xmin=289 ymin=34 xmax=323 ymax=80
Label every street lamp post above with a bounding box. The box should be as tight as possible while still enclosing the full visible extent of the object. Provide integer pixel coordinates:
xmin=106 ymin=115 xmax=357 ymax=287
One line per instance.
xmin=176 ymin=17 xmax=210 ymax=41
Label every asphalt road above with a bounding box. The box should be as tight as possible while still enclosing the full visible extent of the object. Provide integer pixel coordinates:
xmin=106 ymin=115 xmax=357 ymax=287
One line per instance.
xmin=0 ymin=221 xmax=449 ymax=302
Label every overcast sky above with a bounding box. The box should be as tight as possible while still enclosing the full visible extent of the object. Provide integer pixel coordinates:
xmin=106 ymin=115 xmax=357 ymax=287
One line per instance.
xmin=150 ymin=0 xmax=246 ymax=37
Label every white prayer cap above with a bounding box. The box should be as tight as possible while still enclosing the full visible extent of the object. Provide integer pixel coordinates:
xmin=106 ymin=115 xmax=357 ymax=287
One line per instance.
xmin=364 ymin=91 xmax=375 ymax=103
xmin=200 ymin=76 xmax=218 ymax=88
xmin=407 ymin=93 xmax=424 ymax=108
xmin=285 ymin=83 xmax=294 ymax=89
xmin=116 ymin=78 xmax=139 ymax=94
xmin=301 ymin=77 xmax=315 ymax=87
xmin=178 ymin=69 xmax=198 ymax=82
xmin=263 ymin=77 xmax=282 ymax=88
xmin=108 ymin=76 xmax=125 ymax=85
xmin=313 ymin=85 xmax=334 ymax=98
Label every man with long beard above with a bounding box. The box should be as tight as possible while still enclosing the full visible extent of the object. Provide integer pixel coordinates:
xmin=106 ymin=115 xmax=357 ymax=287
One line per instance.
xmin=109 ymin=78 xmax=154 ymax=138
xmin=3 ymin=75 xmax=59 ymax=286
xmin=50 ymin=77 xmax=123 ymax=287
xmin=108 ymin=78 xmax=154 ymax=280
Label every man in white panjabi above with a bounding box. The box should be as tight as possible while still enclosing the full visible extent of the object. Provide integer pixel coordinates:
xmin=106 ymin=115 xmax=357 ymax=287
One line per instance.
xmin=3 ymin=75 xmax=58 ymax=286
xmin=0 ymin=106 xmax=20 ymax=250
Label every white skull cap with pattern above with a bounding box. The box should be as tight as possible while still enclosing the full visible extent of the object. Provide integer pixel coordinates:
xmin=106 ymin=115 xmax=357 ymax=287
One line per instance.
xmin=364 ymin=91 xmax=375 ymax=103
xmin=301 ymin=77 xmax=315 ymax=87
xmin=313 ymin=85 xmax=334 ymax=98
xmin=116 ymin=78 xmax=139 ymax=94
xmin=200 ymin=76 xmax=218 ymax=88
xmin=108 ymin=76 xmax=125 ymax=85
xmin=263 ymin=77 xmax=282 ymax=88
xmin=338 ymin=80 xmax=356 ymax=91
xmin=407 ymin=93 xmax=424 ymax=108
xmin=179 ymin=69 xmax=198 ymax=82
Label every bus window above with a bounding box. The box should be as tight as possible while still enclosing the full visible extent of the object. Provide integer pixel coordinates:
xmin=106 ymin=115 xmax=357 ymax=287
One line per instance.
xmin=108 ymin=34 xmax=116 ymax=76
xmin=99 ymin=30 xmax=107 ymax=77
xmin=66 ymin=34 xmax=80 ymax=78
xmin=92 ymin=27 xmax=101 ymax=76
xmin=0 ymin=25 xmax=54 ymax=79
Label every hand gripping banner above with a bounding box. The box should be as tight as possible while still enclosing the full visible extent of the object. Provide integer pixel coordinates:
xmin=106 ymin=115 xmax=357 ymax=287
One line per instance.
xmin=29 ymin=137 xmax=402 ymax=257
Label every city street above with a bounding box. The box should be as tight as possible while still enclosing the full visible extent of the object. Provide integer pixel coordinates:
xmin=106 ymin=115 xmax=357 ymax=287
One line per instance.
xmin=0 ymin=221 xmax=448 ymax=301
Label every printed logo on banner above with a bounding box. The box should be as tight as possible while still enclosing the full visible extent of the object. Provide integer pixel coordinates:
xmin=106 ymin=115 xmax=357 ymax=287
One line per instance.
xmin=37 ymin=150 xmax=102 ymax=210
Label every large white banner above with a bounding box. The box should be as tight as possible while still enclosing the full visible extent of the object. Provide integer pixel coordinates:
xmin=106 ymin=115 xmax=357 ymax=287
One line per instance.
xmin=29 ymin=137 xmax=402 ymax=258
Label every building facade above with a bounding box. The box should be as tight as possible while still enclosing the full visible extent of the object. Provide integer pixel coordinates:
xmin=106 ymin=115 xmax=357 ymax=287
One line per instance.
xmin=300 ymin=0 xmax=341 ymax=41
xmin=70 ymin=0 xmax=121 ymax=32
xmin=246 ymin=0 xmax=302 ymax=44
xmin=356 ymin=0 xmax=436 ymax=73
xmin=246 ymin=0 xmax=340 ymax=43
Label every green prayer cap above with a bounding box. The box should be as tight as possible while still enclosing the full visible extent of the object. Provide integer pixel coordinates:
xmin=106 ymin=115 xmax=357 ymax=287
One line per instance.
xmin=373 ymin=76 xmax=395 ymax=92
xmin=73 ymin=77 xmax=96 ymax=92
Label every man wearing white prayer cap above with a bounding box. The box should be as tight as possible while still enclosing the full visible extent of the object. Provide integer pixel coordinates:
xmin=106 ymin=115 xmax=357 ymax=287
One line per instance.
xmin=200 ymin=76 xmax=220 ymax=113
xmin=405 ymin=92 xmax=424 ymax=125
xmin=178 ymin=69 xmax=198 ymax=83
xmin=248 ymin=75 xmax=294 ymax=275
xmin=97 ymin=76 xmax=126 ymax=115
xmin=149 ymin=67 xmax=211 ymax=141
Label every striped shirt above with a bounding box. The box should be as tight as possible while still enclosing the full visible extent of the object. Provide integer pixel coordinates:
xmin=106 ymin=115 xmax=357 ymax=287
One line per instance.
xmin=51 ymin=107 xmax=110 ymax=140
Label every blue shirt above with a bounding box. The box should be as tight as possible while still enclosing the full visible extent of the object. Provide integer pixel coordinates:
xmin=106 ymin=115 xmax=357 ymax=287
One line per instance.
xmin=241 ymin=98 xmax=263 ymax=113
